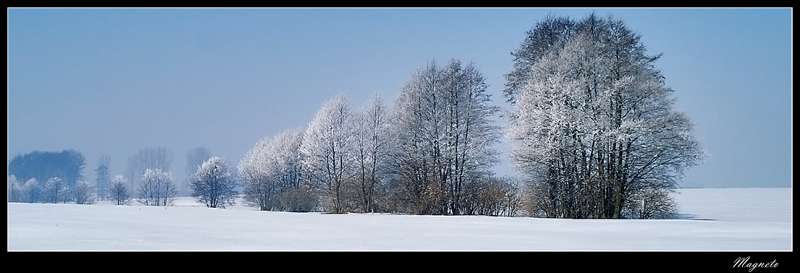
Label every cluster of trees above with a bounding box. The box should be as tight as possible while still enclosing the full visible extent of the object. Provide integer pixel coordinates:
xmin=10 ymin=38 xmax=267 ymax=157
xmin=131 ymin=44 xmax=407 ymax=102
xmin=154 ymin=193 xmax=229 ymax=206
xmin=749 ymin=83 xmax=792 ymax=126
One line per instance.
xmin=7 ymin=150 xmax=86 ymax=187
xmin=505 ymin=14 xmax=703 ymax=219
xmin=389 ymin=60 xmax=506 ymax=215
xmin=239 ymin=129 xmax=314 ymax=212
xmin=7 ymin=150 xmax=89 ymax=204
xmin=8 ymin=146 xmax=226 ymax=208
xmin=112 ymin=147 xmax=179 ymax=206
xmin=7 ymin=147 xmax=179 ymax=206
xmin=8 ymin=175 xmax=94 ymax=204
xmin=9 ymin=13 xmax=703 ymax=220
xmin=126 ymin=147 xmax=173 ymax=190
xmin=136 ymin=168 xmax=178 ymax=206
xmin=238 ymin=59 xmax=520 ymax=216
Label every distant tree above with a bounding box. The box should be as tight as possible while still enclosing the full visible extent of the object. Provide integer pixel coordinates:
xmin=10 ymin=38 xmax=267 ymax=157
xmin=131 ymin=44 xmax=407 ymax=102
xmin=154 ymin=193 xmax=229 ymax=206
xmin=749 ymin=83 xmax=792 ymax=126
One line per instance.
xmin=95 ymin=154 xmax=111 ymax=201
xmin=72 ymin=180 xmax=95 ymax=204
xmin=109 ymin=175 xmax=131 ymax=205
xmin=61 ymin=185 xmax=72 ymax=204
xmin=7 ymin=175 xmax=24 ymax=203
xmin=137 ymin=168 xmax=177 ymax=206
xmin=43 ymin=177 xmax=68 ymax=204
xmin=300 ymin=94 xmax=357 ymax=214
xmin=127 ymin=147 xmax=173 ymax=191
xmin=8 ymin=149 xmax=86 ymax=189
xmin=185 ymin=147 xmax=212 ymax=196
xmin=189 ymin=156 xmax=237 ymax=208
xmin=22 ymin=178 xmax=40 ymax=203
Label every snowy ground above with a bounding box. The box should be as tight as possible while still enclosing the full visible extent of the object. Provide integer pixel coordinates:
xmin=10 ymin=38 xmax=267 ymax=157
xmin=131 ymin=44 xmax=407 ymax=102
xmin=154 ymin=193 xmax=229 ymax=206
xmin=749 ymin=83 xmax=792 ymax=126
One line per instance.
xmin=7 ymin=188 xmax=792 ymax=251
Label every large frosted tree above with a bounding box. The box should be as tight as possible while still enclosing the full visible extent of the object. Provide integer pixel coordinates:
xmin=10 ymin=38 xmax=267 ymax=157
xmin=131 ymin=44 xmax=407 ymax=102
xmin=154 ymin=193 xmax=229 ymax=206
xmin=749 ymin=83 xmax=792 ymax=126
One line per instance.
xmin=391 ymin=59 xmax=501 ymax=215
xmin=506 ymin=14 xmax=704 ymax=219
xmin=300 ymin=94 xmax=356 ymax=214
xmin=352 ymin=93 xmax=394 ymax=213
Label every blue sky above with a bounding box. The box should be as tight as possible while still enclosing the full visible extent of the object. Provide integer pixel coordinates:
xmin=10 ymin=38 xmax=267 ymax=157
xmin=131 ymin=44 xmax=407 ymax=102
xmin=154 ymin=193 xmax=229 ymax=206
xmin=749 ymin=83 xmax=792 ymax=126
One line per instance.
xmin=7 ymin=8 xmax=792 ymax=188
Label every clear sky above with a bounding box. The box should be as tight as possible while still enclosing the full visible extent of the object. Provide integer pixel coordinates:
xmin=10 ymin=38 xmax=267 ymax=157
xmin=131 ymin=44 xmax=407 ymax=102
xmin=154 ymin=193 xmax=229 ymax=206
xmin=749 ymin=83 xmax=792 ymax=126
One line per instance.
xmin=7 ymin=8 xmax=792 ymax=188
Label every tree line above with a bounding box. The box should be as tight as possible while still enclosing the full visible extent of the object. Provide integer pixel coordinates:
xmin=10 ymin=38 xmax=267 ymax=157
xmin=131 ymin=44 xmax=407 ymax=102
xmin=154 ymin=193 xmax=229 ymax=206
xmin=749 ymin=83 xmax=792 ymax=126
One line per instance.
xmin=8 ymin=147 xmax=186 ymax=207
xmin=7 ymin=150 xmax=91 ymax=204
xmin=238 ymin=59 xmax=518 ymax=216
xmin=8 ymin=13 xmax=703 ymax=219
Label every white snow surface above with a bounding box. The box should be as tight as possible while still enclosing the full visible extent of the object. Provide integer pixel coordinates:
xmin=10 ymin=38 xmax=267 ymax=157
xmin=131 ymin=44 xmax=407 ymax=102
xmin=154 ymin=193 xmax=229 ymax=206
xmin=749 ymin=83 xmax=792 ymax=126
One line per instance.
xmin=7 ymin=188 xmax=791 ymax=251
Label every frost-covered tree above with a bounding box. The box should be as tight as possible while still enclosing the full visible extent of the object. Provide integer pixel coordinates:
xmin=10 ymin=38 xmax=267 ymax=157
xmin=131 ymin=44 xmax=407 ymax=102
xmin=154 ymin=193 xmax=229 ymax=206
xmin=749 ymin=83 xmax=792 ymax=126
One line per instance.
xmin=504 ymin=14 xmax=576 ymax=105
xmin=109 ymin=175 xmax=130 ymax=205
xmin=190 ymin=156 xmax=237 ymax=208
xmin=72 ymin=180 xmax=94 ymax=204
xmin=239 ymin=129 xmax=313 ymax=211
xmin=22 ymin=178 xmax=40 ymax=203
xmin=506 ymin=14 xmax=704 ymax=219
xmin=127 ymin=147 xmax=173 ymax=191
xmin=391 ymin=59 xmax=501 ymax=215
xmin=300 ymin=94 xmax=357 ymax=214
xmin=7 ymin=175 xmax=24 ymax=203
xmin=95 ymin=154 xmax=111 ymax=201
xmin=43 ymin=177 xmax=68 ymax=204
xmin=239 ymin=136 xmax=276 ymax=211
xmin=137 ymin=168 xmax=177 ymax=206
xmin=269 ymin=129 xmax=314 ymax=211
xmin=352 ymin=93 xmax=394 ymax=213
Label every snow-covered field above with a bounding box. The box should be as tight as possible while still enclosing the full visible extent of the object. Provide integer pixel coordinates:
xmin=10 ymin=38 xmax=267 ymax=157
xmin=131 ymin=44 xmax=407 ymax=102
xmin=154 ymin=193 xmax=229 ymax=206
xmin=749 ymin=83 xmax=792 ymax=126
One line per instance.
xmin=7 ymin=188 xmax=791 ymax=251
